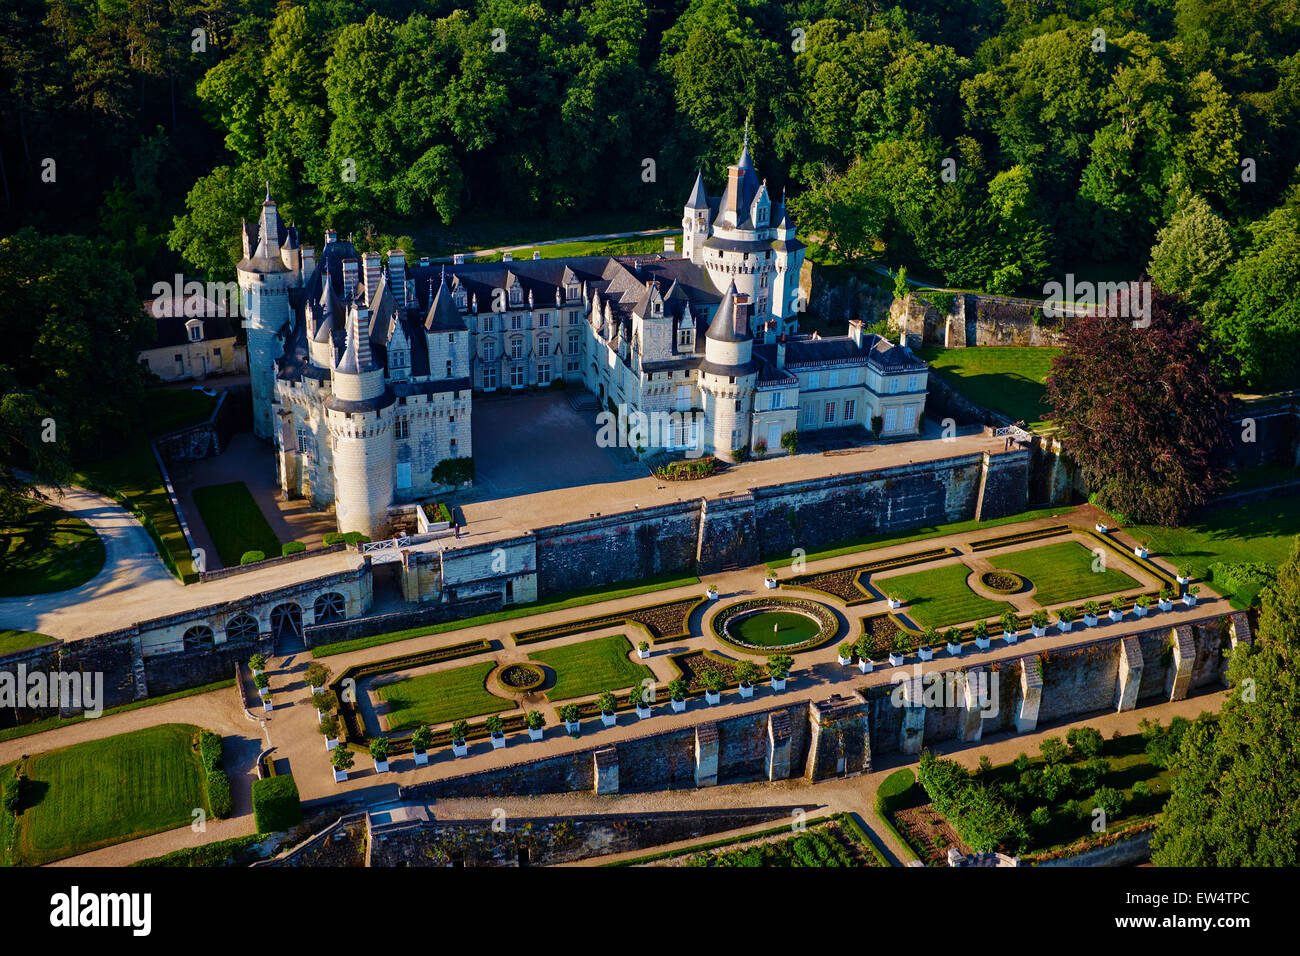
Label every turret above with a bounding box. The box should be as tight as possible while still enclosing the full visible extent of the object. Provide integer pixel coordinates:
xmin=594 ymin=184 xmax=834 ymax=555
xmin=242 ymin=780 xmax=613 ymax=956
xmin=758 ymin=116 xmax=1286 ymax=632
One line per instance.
xmin=682 ymin=170 xmax=711 ymax=265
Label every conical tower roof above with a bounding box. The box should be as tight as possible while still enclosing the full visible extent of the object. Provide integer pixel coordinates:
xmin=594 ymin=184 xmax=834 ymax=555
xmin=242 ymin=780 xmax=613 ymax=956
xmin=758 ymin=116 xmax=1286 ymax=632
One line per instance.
xmin=706 ymin=281 xmax=748 ymax=343
xmin=685 ymin=170 xmax=708 ymax=209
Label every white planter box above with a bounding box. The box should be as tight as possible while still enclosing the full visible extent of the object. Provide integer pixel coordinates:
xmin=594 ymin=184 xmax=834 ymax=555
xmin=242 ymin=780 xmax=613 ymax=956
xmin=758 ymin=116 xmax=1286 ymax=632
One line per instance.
xmin=262 ymin=700 xmax=273 ymax=713
xmin=1059 ymin=620 xmax=1073 ymax=633
xmin=333 ymin=769 xmax=347 ymax=783
xmin=1135 ymin=605 xmax=1148 ymax=617
xmin=887 ymin=599 xmax=902 ymax=609
xmin=564 ymin=720 xmax=581 ymax=734
xmin=671 ymin=698 xmax=687 ymax=712
xmin=600 ymin=713 xmax=616 ymax=728
xmin=1084 ymin=615 xmax=1098 ymax=627
xmin=918 ymin=647 xmax=934 ymax=661
xmin=1032 ymin=626 xmax=1046 ymax=638
xmin=308 ymin=684 xmax=320 ymax=696
xmin=491 ymin=733 xmax=507 ymax=749
xmin=637 ymin=648 xmax=650 ymax=659
xmin=1003 ymin=631 xmax=1018 ymax=644
xmin=859 ymin=658 xmax=874 ymax=673
xmin=1184 ymin=594 xmax=1197 ymax=606
xmin=528 ymin=727 xmax=544 ymax=741
xmin=636 ymin=703 xmax=653 ymax=718
xmin=738 ymin=683 xmax=755 ymax=699
xmin=452 ymin=741 xmax=468 ymax=757
xmin=946 ymin=642 xmax=962 ymax=656
xmin=1134 ymin=547 xmax=1149 ymax=559
xmin=317 ymin=709 xmax=324 ymax=724
xmin=258 ymin=686 xmax=270 ymax=698
xmin=1095 ymin=523 xmax=1108 ymax=533
xmin=414 ymin=750 xmax=429 ymax=766
xmin=325 ymin=737 xmax=338 ymax=751
xmin=770 ymin=677 xmax=787 ymax=692
xmin=888 ymin=651 xmax=905 ymax=666
xmin=1109 ymin=609 xmax=1123 ymax=622
xmin=1158 ymin=599 xmax=1172 ymax=612
xmin=706 ymin=590 xmax=718 ymax=601
xmin=838 ymin=655 xmax=852 ymax=666
xmin=764 ymin=578 xmax=778 ymax=590
xmin=1177 ymin=575 xmax=1190 ymax=585
xmin=704 ymin=690 xmax=721 ymax=705
xmin=975 ymin=636 xmax=991 ymax=650
xmin=373 ymin=759 xmax=388 ymax=773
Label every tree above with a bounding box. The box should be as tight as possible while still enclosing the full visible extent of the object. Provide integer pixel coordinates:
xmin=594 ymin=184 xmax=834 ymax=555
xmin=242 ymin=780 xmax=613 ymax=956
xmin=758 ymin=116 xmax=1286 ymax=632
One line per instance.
xmin=1147 ymin=194 xmax=1236 ymax=305
xmin=485 ymin=714 xmax=505 ymax=735
xmin=330 ymin=746 xmax=354 ymax=772
xmin=450 ymin=719 xmax=470 ymax=742
xmin=1044 ymin=295 xmax=1232 ymax=525
xmin=411 ymin=724 xmax=433 ymax=752
xmin=368 ymin=737 xmax=390 ymax=763
xmin=595 ymin=691 xmax=617 ymax=714
xmin=1038 ymin=737 xmax=1068 ymax=765
xmin=1152 ymin=542 xmax=1300 ymax=865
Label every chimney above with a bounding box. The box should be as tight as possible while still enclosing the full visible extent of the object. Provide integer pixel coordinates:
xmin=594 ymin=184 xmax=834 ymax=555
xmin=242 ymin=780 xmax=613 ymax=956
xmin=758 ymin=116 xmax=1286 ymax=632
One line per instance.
xmin=419 ymin=257 xmax=430 ymax=267
xmin=341 ymin=258 xmax=360 ymax=299
xmin=502 ymin=252 xmax=513 ymax=262
xmin=848 ymin=318 xmax=864 ymax=347
xmin=387 ymin=249 xmax=407 ymax=307
xmin=776 ymin=334 xmax=786 ymax=370
xmin=302 ymin=245 xmax=316 ymax=278
xmin=452 ymin=253 xmax=465 ymax=265
xmin=362 ymin=251 xmax=382 ymax=302
xmin=725 ymin=166 xmax=743 ymax=225
xmin=664 ymin=237 xmax=676 ymax=253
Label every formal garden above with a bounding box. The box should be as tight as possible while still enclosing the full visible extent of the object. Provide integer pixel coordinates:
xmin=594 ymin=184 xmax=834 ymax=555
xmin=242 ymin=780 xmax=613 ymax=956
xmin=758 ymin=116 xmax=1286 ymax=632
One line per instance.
xmin=0 ymin=723 xmax=225 ymax=866
xmin=618 ymin=813 xmax=886 ymax=867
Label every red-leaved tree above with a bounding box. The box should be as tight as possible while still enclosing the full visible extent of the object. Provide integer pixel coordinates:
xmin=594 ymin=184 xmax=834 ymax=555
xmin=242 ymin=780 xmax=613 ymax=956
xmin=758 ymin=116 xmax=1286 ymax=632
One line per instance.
xmin=1045 ymin=292 xmax=1232 ymax=525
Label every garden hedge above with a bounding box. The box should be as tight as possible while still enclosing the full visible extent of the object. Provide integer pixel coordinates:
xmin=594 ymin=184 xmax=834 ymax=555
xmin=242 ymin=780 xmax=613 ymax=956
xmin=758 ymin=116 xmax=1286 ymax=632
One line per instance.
xmin=251 ymin=775 xmax=302 ymax=833
xmin=198 ymin=731 xmax=224 ymax=773
xmin=205 ymin=768 xmax=233 ymax=819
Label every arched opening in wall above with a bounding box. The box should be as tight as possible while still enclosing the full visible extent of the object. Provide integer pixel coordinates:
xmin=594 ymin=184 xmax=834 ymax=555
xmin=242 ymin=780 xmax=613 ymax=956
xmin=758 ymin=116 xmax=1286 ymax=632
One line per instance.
xmin=183 ymin=624 xmax=215 ymax=650
xmin=313 ymin=592 xmax=345 ymax=624
xmin=271 ymin=603 xmax=303 ymax=641
xmin=226 ymin=613 xmax=259 ymax=643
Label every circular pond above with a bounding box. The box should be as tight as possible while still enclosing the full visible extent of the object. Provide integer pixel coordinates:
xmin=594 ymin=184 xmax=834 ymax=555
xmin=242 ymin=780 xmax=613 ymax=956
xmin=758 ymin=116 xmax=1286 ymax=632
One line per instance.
xmin=712 ymin=598 xmax=838 ymax=653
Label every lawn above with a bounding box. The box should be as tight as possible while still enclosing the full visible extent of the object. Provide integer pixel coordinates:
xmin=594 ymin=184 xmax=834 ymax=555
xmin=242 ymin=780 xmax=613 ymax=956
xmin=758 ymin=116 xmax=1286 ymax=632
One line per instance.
xmin=191 ymin=481 xmax=280 ymax=567
xmin=0 ymin=503 xmax=105 ymax=596
xmin=473 ymin=233 xmax=679 ymax=262
xmin=0 ymin=630 xmax=55 ymax=655
xmin=528 ymin=634 xmax=653 ymax=702
xmin=403 ymin=211 xmax=674 ymax=259
xmin=1127 ymin=494 xmax=1300 ymax=606
xmin=3 ymin=723 xmax=210 ymax=866
xmin=993 ymin=540 xmax=1140 ymax=606
xmin=879 ymin=562 xmax=1016 ymax=629
xmin=312 ymin=570 xmax=700 ymax=657
xmin=919 ymin=346 xmax=1060 ymax=429
xmin=765 ymin=505 xmax=1077 ymax=568
xmin=374 ymin=660 xmax=511 ymax=730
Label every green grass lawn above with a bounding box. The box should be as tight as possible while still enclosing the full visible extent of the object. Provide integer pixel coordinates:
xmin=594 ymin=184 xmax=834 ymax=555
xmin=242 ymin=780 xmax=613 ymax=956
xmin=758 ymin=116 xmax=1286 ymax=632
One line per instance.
xmin=919 ymin=346 xmax=1060 ymax=429
xmin=765 ymin=505 xmax=1077 ymax=568
xmin=3 ymin=723 xmax=209 ymax=866
xmin=374 ymin=661 xmax=511 ymax=730
xmin=993 ymin=540 xmax=1140 ymax=606
xmin=1127 ymin=494 xmax=1300 ymax=607
xmin=473 ymin=233 xmax=679 ymax=262
xmin=404 ymin=212 xmax=674 ymax=259
xmin=191 ymin=481 xmax=279 ymax=567
xmin=0 ymin=503 xmax=105 ymax=596
xmin=312 ymin=571 xmax=700 ymax=657
xmin=528 ymin=634 xmax=653 ymax=702
xmin=879 ymin=562 xmax=1016 ymax=629
xmin=0 ymin=630 xmax=55 ymax=655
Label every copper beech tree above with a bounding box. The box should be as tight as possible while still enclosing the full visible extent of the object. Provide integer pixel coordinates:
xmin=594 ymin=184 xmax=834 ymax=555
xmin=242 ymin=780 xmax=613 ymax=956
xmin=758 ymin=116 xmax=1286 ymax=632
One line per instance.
xmin=1045 ymin=292 xmax=1231 ymax=526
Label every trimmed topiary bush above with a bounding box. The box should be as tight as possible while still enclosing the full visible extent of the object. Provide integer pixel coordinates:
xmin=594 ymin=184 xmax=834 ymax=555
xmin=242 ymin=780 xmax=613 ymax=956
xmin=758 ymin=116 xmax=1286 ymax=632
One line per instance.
xmin=240 ymin=550 xmax=266 ymax=565
xmin=205 ymin=769 xmax=232 ymax=819
xmin=281 ymin=541 xmax=306 ymax=557
xmin=198 ymin=731 xmax=224 ymax=774
xmin=251 ymin=775 xmax=302 ymax=833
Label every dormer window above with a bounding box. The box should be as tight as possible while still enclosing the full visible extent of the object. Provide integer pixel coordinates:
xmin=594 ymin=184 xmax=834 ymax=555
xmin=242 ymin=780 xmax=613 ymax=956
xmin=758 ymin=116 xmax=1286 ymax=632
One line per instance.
xmin=186 ymin=319 xmax=203 ymax=342
xmin=566 ymin=283 xmax=579 ymax=299
xmin=509 ymin=286 xmax=523 ymax=306
xmin=390 ymin=349 xmax=409 ymax=370
xmin=454 ymin=290 xmax=466 ymax=308
xmin=652 ymin=299 xmax=663 ymax=318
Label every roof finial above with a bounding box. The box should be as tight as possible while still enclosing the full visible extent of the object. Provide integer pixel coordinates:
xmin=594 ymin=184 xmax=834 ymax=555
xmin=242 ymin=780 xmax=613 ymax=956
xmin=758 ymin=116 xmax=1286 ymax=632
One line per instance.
xmin=265 ymin=180 xmax=272 ymax=203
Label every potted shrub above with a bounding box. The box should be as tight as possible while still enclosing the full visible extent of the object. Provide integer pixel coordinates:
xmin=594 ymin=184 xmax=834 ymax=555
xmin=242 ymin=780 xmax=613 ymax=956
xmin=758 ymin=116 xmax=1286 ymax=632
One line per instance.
xmin=319 ymin=715 xmax=340 ymax=751
xmin=304 ymin=662 xmax=330 ymax=694
xmin=1184 ymin=584 xmax=1200 ymax=607
xmin=767 ymin=655 xmax=793 ymax=691
xmin=972 ymin=620 xmax=991 ymax=650
xmin=330 ymin=745 xmax=354 ymax=783
xmin=1134 ymin=594 xmax=1151 ymax=617
xmin=249 ymin=654 xmax=266 ymax=676
xmin=1031 ymin=610 xmax=1049 ymax=638
xmin=253 ymin=672 xmax=270 ymax=698
xmin=311 ymin=690 xmax=335 ymax=722
xmin=596 ymin=691 xmax=618 ymax=727
xmin=559 ymin=704 xmax=583 ymax=735
xmin=1109 ymin=597 xmax=1125 ymax=622
xmin=1158 ymin=586 xmax=1173 ymax=612
xmin=632 ymin=685 xmax=653 ymax=718
xmin=1057 ymin=606 xmax=1076 ymax=632
xmin=1133 ymin=540 xmax=1150 ymax=559
xmin=734 ymin=661 xmax=759 ymax=699
xmin=525 ymin=710 xmax=546 ymax=741
xmin=1000 ymin=610 xmax=1019 ymax=644
xmin=450 ymin=719 xmax=470 ymax=757
xmin=486 ymin=714 xmax=507 ymax=748
xmin=885 ymin=590 xmax=902 ymax=610
xmin=705 ymin=583 xmax=719 ymax=600
xmin=888 ymin=631 xmax=909 ymax=666
xmin=701 ymin=670 xmax=725 ymax=705
xmin=411 ymin=725 xmax=433 ymax=765
xmin=1083 ymin=601 xmax=1101 ymax=627
xmin=637 ymin=640 xmax=650 ymax=660
xmin=945 ymin=628 xmax=963 ymax=656
xmin=1176 ymin=567 xmax=1191 ymax=586
xmin=764 ymin=574 xmax=779 ymax=589
xmin=837 ymin=642 xmax=855 ymax=666
xmin=853 ymin=636 xmax=874 ymax=672
xmin=369 ymin=737 xmax=391 ymax=773
xmin=918 ymin=628 xmax=939 ymax=661
xmin=1095 ymin=521 xmax=1109 ymax=533
xmin=668 ymin=678 xmax=690 ymax=712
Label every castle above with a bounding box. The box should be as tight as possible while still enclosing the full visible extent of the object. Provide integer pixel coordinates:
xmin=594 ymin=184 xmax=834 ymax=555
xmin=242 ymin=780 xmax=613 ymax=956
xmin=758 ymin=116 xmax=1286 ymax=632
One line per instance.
xmin=237 ymin=138 xmax=929 ymax=539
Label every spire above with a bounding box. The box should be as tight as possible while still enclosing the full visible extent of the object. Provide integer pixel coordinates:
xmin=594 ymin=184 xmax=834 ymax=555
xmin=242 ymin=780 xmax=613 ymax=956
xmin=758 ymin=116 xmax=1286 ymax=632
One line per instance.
xmin=685 ymin=170 xmax=708 ymax=209
xmin=263 ymin=181 xmax=274 ymax=205
xmin=737 ymin=117 xmax=754 ymax=171
xmin=425 ymin=274 xmax=466 ymax=331
xmin=706 ymin=281 xmax=749 ymax=343
xmin=338 ymin=302 xmax=375 ymax=372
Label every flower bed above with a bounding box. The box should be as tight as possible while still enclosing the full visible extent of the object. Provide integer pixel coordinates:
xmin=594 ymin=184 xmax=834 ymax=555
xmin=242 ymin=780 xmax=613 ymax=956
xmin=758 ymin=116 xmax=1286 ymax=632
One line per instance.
xmin=784 ymin=546 xmax=958 ymax=606
xmin=653 ymin=459 xmax=718 ymax=481
xmin=511 ymin=596 xmax=703 ymax=646
xmin=494 ymin=663 xmax=546 ymax=693
xmin=980 ymin=570 xmax=1027 ymax=594
xmin=712 ymin=597 xmax=838 ymax=653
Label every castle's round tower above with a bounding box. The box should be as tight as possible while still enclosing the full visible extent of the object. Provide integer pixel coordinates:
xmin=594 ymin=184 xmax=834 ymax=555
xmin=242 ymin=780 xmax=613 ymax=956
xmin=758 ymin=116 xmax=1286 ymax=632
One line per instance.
xmin=699 ymin=283 xmax=756 ymax=457
xmin=237 ymin=188 xmax=295 ymax=440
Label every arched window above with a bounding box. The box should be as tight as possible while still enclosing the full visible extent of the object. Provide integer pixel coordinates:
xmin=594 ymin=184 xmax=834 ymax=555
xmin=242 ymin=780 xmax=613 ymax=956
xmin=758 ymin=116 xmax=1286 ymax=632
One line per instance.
xmin=314 ymin=592 xmax=346 ymax=624
xmin=183 ymin=625 xmax=214 ymax=649
xmin=226 ymin=613 xmax=259 ymax=643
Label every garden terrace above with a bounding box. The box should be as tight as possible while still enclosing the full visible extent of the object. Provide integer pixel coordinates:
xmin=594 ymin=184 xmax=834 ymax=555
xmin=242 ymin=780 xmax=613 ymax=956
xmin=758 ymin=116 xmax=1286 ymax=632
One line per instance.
xmin=628 ymin=813 xmax=885 ymax=867
xmin=711 ymin=597 xmax=839 ymax=653
xmin=526 ymin=634 xmax=654 ymax=701
xmin=375 ymin=660 xmax=514 ymax=731
xmin=784 ymin=546 xmax=958 ymax=605
xmin=991 ymin=540 xmax=1140 ymax=605
xmin=511 ymin=596 xmax=704 ymax=646
xmin=969 ymin=524 xmax=1070 ymax=552
xmin=879 ymin=563 xmax=1018 ymax=630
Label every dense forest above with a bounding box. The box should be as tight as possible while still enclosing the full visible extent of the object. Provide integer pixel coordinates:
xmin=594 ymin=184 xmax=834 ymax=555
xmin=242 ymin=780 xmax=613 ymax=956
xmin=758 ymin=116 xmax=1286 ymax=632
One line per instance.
xmin=0 ymin=0 xmax=1298 ymax=479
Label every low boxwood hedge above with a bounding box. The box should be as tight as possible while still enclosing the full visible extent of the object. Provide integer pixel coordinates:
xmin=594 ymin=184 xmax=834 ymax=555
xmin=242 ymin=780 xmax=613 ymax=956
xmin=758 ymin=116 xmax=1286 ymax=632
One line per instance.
xmin=198 ymin=731 xmax=224 ymax=773
xmin=206 ymin=768 xmax=233 ymax=819
xmin=251 ymin=774 xmax=302 ymax=833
